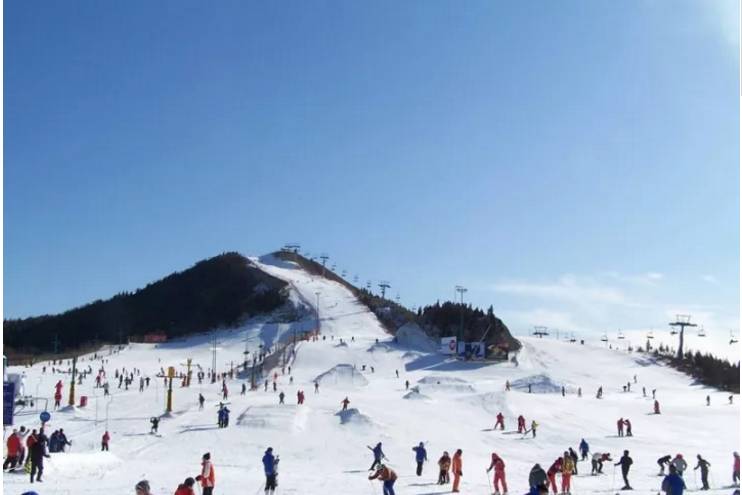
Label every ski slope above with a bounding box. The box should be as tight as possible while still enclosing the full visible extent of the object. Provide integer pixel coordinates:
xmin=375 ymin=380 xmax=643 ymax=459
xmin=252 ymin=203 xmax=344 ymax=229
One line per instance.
xmin=4 ymin=256 xmax=740 ymax=495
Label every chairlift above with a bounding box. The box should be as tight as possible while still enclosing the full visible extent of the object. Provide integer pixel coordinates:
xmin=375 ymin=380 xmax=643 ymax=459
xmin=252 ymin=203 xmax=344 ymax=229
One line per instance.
xmin=670 ymin=328 xmax=678 ymax=335
xmin=617 ymin=331 xmax=625 ymax=340
xmin=600 ymin=334 xmax=608 ymax=343
xmin=647 ymin=331 xmax=655 ymax=339
xmin=730 ymin=330 xmax=738 ymax=345
xmin=698 ymin=326 xmax=706 ymax=338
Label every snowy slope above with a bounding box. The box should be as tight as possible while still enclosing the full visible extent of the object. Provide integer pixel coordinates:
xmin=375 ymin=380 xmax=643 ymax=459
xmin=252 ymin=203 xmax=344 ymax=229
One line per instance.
xmin=3 ymin=256 xmax=739 ymax=495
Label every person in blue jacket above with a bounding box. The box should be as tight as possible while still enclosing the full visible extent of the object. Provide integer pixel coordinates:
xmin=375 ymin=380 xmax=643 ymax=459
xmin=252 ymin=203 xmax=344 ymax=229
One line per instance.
xmin=579 ymin=439 xmax=589 ymax=460
xmin=662 ymin=465 xmax=686 ymax=495
xmin=262 ymin=447 xmax=279 ymax=494
xmin=368 ymin=443 xmax=386 ymax=471
xmin=412 ymin=442 xmax=427 ymax=476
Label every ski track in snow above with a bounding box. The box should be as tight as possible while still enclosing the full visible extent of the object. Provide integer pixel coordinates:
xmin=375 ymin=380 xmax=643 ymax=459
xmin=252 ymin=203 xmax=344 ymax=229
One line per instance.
xmin=4 ymin=256 xmax=740 ymax=494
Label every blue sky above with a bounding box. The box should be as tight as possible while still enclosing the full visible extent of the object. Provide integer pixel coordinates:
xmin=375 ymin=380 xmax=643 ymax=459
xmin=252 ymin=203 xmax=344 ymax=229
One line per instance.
xmin=4 ymin=1 xmax=740 ymax=339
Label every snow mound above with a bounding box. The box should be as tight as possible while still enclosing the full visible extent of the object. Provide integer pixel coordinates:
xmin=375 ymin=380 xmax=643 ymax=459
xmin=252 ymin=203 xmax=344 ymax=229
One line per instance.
xmin=335 ymin=408 xmax=372 ymax=426
xmin=335 ymin=341 xmax=349 ymax=348
xmin=403 ymin=387 xmax=430 ymax=400
xmin=314 ymin=364 xmax=369 ymax=387
xmin=395 ymin=323 xmax=438 ymax=352
xmin=417 ymin=375 xmax=475 ymax=393
xmin=367 ymin=342 xmax=393 ymax=352
xmin=510 ymin=373 xmax=564 ymax=393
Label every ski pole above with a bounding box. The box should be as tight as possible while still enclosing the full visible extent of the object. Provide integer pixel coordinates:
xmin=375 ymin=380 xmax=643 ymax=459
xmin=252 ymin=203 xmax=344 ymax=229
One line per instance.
xmin=693 ymin=469 xmax=698 ymax=490
xmin=612 ymin=465 xmax=616 ymax=491
xmin=486 ymin=469 xmax=493 ymax=495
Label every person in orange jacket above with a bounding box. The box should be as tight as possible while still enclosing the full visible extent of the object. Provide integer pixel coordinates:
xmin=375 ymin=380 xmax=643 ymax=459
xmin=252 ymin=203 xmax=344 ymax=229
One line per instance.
xmin=452 ymin=449 xmax=463 ymax=492
xmin=561 ymin=451 xmax=575 ymax=495
xmin=487 ymin=452 xmax=508 ymax=495
xmin=546 ymin=457 xmax=562 ymax=494
xmin=196 ymin=452 xmax=215 ymax=495
xmin=369 ymin=464 xmax=398 ymax=495
xmin=174 ymin=477 xmax=196 ymax=495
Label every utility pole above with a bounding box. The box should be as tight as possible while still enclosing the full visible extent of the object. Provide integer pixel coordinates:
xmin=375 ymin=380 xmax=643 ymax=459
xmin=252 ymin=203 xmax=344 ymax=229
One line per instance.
xmin=669 ymin=314 xmax=697 ymax=359
xmin=68 ymin=356 xmax=77 ymax=406
xmin=378 ymin=281 xmax=391 ymax=299
xmin=315 ymin=292 xmax=321 ymax=332
xmin=455 ymin=285 xmax=468 ymax=342
xmin=53 ymin=334 xmax=60 ymax=355
xmin=211 ymin=335 xmax=218 ymax=383
xmin=180 ymin=358 xmax=192 ymax=386
xmin=166 ymin=366 xmax=174 ymax=412
xmin=319 ymin=254 xmax=329 ymax=277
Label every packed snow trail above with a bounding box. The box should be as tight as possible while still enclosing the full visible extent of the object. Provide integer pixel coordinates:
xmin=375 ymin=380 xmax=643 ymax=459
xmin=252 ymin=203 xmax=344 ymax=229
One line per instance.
xmin=4 ymin=256 xmax=739 ymax=494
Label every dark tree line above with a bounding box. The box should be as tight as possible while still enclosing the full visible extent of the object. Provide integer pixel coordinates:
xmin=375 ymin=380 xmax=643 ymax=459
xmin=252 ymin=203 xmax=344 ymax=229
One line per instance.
xmin=4 ymin=253 xmax=287 ymax=358
xmin=648 ymin=343 xmax=740 ymax=393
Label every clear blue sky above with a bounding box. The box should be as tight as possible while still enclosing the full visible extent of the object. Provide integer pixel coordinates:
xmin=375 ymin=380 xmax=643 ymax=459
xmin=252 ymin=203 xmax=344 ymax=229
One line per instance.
xmin=5 ymin=1 xmax=740 ymax=338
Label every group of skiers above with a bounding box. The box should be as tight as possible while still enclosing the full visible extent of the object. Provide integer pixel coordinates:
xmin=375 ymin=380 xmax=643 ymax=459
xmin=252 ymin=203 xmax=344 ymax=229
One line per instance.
xmin=4 ymin=426 xmax=52 ymax=484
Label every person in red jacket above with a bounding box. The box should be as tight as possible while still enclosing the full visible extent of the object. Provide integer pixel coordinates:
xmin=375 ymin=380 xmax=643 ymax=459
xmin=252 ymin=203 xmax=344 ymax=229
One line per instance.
xmin=517 ymin=415 xmax=526 ymax=433
xmin=733 ymin=452 xmax=739 ymax=485
xmin=547 ymin=457 xmax=563 ymax=494
xmin=196 ymin=452 xmax=215 ymax=495
xmin=654 ymin=400 xmax=661 ymax=414
xmin=3 ymin=430 xmax=21 ymax=469
xmin=174 ymin=477 xmax=196 ymax=495
xmin=24 ymin=429 xmax=37 ymax=469
xmin=494 ymin=413 xmax=505 ymax=431
xmin=617 ymin=417 xmax=625 ymax=437
xmin=101 ymin=431 xmax=110 ymax=451
xmin=486 ymin=453 xmax=508 ymax=495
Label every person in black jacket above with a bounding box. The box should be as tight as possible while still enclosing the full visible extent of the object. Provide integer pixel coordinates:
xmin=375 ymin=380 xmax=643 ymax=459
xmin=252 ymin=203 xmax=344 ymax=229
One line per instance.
xmin=694 ymin=455 xmax=711 ymax=490
xmin=615 ymin=450 xmax=633 ymax=490
xmin=29 ymin=429 xmax=50 ymax=483
xmin=658 ymin=455 xmax=672 ymax=475
xmin=529 ymin=463 xmax=548 ymax=490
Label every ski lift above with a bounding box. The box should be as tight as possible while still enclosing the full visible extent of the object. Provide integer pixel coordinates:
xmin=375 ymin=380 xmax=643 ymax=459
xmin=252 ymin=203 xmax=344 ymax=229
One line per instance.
xmin=617 ymin=331 xmax=625 ymax=340
xmin=600 ymin=334 xmax=608 ymax=343
xmin=730 ymin=331 xmax=738 ymax=345
xmin=569 ymin=333 xmax=576 ymax=343
xmin=698 ymin=326 xmax=706 ymax=338
xmin=670 ymin=328 xmax=678 ymax=335
xmin=647 ymin=331 xmax=655 ymax=339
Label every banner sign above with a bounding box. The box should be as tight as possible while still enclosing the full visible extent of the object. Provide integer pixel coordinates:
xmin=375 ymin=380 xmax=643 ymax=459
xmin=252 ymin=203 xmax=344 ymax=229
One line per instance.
xmin=440 ymin=337 xmax=457 ymax=355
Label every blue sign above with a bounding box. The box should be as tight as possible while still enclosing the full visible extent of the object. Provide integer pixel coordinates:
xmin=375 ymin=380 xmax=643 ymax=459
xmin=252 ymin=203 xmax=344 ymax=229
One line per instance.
xmin=3 ymin=382 xmax=15 ymax=426
xmin=40 ymin=411 xmax=51 ymax=423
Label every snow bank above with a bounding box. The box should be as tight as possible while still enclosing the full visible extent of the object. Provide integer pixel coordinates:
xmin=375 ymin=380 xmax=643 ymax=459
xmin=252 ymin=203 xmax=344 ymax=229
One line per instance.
xmin=335 ymin=408 xmax=372 ymax=426
xmin=395 ymin=323 xmax=438 ymax=352
xmin=510 ymin=373 xmax=564 ymax=393
xmin=314 ymin=364 xmax=369 ymax=387
xmin=417 ymin=375 xmax=475 ymax=393
xmin=402 ymin=387 xmax=430 ymax=400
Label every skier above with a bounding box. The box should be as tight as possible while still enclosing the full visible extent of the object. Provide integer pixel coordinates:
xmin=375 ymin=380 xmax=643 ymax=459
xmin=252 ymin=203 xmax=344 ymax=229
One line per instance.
xmin=495 ymin=412 xmax=505 ymax=431
xmin=54 ymin=390 xmax=62 ymax=410
xmin=196 ymin=452 xmax=215 ymax=495
xmin=706 ymin=395 xmax=710 ymax=406
xmin=265 ymin=380 xmax=269 ymax=392
xmin=591 ymin=452 xmax=611 ymax=475
xmin=150 ymin=417 xmax=160 ymax=434
xmin=624 ymin=418 xmax=633 ymax=437
xmin=617 ymin=417 xmax=625 ymax=437
xmin=568 ymin=448 xmax=579 ymax=474
xmin=655 ymin=400 xmax=661 ymax=414
xmin=341 ymin=397 xmax=350 ymax=411
xmin=315 ymin=381 xmax=319 ymax=393
xmin=734 ymin=452 xmax=740 ymax=485
xmin=174 ymin=477 xmax=197 ymax=495
xmin=405 ymin=380 xmax=410 ymax=391
xmin=262 ymin=447 xmax=279 ymax=495
xmin=369 ymin=463 xmax=398 ymax=495
xmin=643 ymin=387 xmax=646 ymax=397
xmin=29 ymin=429 xmax=49 ymax=484
xmin=368 ymin=442 xmax=386 ymax=471
xmin=24 ymin=429 xmax=37 ymax=471
xmin=199 ymin=393 xmax=205 ymax=410
xmin=529 ymin=464 xmax=548 ymax=492
xmin=517 ymin=415 xmax=526 ymax=433
xmin=438 ymin=451 xmax=451 ymax=485
xmin=412 ymin=442 xmax=427 ymax=476
xmin=662 ymin=465 xmax=686 ymax=495
xmin=279 ymin=391 xmax=285 ymax=404
xmin=562 ymin=451 xmax=575 ymax=494
xmin=547 ymin=457 xmax=562 ymax=494
xmin=487 ymin=452 xmax=508 ymax=495
xmin=615 ymin=450 xmax=633 ymax=490
xmin=658 ymin=455 xmax=672 ymax=475
xmin=597 ymin=386 xmax=603 ymax=399
xmin=671 ymin=454 xmax=688 ymax=477
xmin=135 ymin=480 xmax=153 ymax=495
xmin=505 ymin=380 xmax=511 ymax=391
xmin=57 ymin=429 xmax=71 ymax=452
xmin=4 ymin=429 xmax=21 ymax=470
xmin=101 ymin=431 xmax=110 ymax=451
xmin=396 ymin=370 xmax=399 ymax=378
xmin=452 ymin=449 xmax=463 ymax=493
xmin=694 ymin=455 xmax=711 ymax=490
xmin=579 ymin=439 xmax=589 ymax=460
xmin=241 ymin=383 xmax=246 ymax=395
xmin=530 ymin=420 xmax=538 ymax=438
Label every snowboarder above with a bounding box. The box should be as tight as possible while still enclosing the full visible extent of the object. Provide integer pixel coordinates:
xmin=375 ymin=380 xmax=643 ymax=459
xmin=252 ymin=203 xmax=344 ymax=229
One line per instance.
xmin=734 ymin=452 xmax=740 ymax=485
xmin=369 ymin=464 xmax=397 ymax=495
xmin=615 ymin=450 xmax=633 ymax=490
xmin=196 ymin=452 xmax=215 ymax=495
xmin=438 ymin=451 xmax=451 ymax=484
xmin=150 ymin=417 xmax=160 ymax=434
xmin=547 ymin=457 xmax=562 ymax=494
xmin=672 ymin=454 xmax=688 ymax=477
xmin=495 ymin=412 xmax=505 ymax=430
xmin=452 ymin=449 xmax=463 ymax=493
xmin=101 ymin=431 xmax=110 ymax=451
xmin=694 ymin=455 xmax=711 ymax=490
xmin=579 ymin=439 xmax=589 ymax=461
xmin=617 ymin=417 xmax=625 ymax=437
xmin=341 ymin=397 xmax=350 ymax=411
xmin=658 ymin=455 xmax=672 ymax=475
xmin=655 ymin=400 xmax=661 ymax=414
xmin=562 ymin=451 xmax=575 ymax=494
xmin=662 ymin=465 xmax=686 ymax=495
xmin=529 ymin=464 xmax=548 ymax=491
xmin=279 ymin=391 xmax=285 ymax=404
xmin=517 ymin=415 xmax=526 ymax=433
xmin=412 ymin=442 xmax=427 ymax=476
xmin=591 ymin=452 xmax=611 ymax=475
xmin=487 ymin=452 xmax=508 ymax=495
xmin=174 ymin=477 xmax=197 ymax=495
xmin=262 ymin=447 xmax=279 ymax=495
xmin=624 ymin=418 xmax=633 ymax=437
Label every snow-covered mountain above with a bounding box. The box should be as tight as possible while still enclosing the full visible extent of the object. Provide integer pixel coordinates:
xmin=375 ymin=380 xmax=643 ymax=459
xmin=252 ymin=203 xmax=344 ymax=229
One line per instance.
xmin=4 ymin=256 xmax=739 ymax=495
